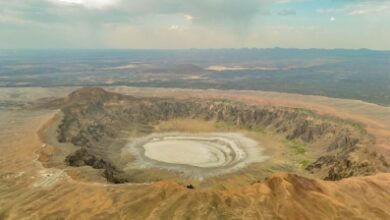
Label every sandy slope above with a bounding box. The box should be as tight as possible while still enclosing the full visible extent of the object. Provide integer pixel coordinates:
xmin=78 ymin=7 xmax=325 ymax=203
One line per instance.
xmin=0 ymin=87 xmax=389 ymax=220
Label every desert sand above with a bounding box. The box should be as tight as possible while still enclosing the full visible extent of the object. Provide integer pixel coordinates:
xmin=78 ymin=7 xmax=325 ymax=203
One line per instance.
xmin=0 ymin=86 xmax=389 ymax=220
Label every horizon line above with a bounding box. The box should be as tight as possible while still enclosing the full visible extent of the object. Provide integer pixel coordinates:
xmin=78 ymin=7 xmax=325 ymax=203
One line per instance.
xmin=1 ymin=47 xmax=390 ymax=52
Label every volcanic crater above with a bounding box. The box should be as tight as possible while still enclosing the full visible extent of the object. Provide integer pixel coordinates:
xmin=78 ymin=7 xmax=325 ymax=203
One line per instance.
xmin=38 ymin=88 xmax=389 ymax=187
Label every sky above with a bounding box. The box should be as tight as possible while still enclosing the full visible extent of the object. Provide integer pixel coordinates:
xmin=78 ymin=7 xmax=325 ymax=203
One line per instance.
xmin=0 ymin=0 xmax=389 ymax=49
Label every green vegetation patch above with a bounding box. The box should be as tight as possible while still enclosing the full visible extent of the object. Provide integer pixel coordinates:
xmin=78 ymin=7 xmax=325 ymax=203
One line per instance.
xmin=214 ymin=121 xmax=236 ymax=130
xmin=251 ymin=125 xmax=266 ymax=134
xmin=284 ymin=140 xmax=307 ymax=155
xmin=299 ymin=160 xmax=311 ymax=168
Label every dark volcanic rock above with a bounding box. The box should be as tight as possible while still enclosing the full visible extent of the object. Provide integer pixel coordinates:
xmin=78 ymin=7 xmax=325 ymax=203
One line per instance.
xmin=65 ymin=148 xmax=106 ymax=169
xmin=65 ymin=148 xmax=127 ymax=183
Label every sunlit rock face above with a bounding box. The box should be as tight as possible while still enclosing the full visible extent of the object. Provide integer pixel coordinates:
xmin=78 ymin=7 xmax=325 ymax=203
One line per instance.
xmin=127 ymin=133 xmax=268 ymax=179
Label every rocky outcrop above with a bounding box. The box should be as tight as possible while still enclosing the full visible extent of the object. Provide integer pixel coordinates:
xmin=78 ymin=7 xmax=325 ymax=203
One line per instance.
xmin=65 ymin=148 xmax=106 ymax=168
xmin=65 ymin=148 xmax=126 ymax=183
xmin=306 ymin=155 xmax=379 ymax=180
xmin=54 ymin=88 xmax=388 ymax=183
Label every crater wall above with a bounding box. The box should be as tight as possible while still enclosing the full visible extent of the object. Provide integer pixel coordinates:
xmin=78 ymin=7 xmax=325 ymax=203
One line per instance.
xmin=43 ymin=88 xmax=389 ymax=183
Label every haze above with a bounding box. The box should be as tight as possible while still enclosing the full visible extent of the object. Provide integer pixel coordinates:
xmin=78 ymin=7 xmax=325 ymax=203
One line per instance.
xmin=1 ymin=0 xmax=390 ymax=49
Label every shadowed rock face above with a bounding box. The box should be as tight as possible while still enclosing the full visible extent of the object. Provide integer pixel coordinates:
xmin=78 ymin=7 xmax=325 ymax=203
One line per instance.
xmin=65 ymin=148 xmax=105 ymax=168
xmin=64 ymin=148 xmax=126 ymax=183
xmin=49 ymin=88 xmax=388 ymax=183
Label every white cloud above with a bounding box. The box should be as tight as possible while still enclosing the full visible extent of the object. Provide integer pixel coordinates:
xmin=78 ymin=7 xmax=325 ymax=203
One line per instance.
xmin=169 ymin=25 xmax=180 ymax=31
xmin=1 ymin=0 xmax=273 ymax=30
xmin=318 ymin=1 xmax=390 ymax=16
xmin=346 ymin=2 xmax=390 ymax=16
xmin=184 ymin=14 xmax=194 ymax=21
xmin=316 ymin=8 xmax=340 ymax=14
xmin=1 ymin=0 xmax=390 ymax=49
xmin=49 ymin=0 xmax=120 ymax=9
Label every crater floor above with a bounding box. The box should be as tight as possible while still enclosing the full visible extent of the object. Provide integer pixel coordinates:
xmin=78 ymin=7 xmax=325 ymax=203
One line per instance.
xmin=127 ymin=133 xmax=267 ymax=178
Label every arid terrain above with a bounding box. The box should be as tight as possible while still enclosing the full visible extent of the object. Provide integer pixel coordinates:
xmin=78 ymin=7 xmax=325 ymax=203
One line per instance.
xmin=0 ymin=86 xmax=389 ymax=219
xmin=2 ymin=0 xmax=390 ymax=218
